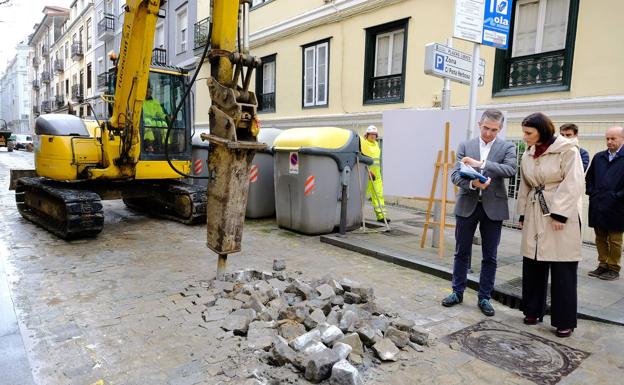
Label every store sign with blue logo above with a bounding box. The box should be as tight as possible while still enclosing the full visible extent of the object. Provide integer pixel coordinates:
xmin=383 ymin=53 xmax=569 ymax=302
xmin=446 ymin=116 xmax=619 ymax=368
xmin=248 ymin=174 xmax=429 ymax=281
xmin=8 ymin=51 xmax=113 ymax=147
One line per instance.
xmin=454 ymin=0 xmax=513 ymax=49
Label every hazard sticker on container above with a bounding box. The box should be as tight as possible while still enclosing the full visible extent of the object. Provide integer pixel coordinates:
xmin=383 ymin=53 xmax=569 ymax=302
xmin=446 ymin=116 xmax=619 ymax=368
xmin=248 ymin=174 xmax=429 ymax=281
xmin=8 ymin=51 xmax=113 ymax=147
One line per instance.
xmin=249 ymin=164 xmax=259 ymax=183
xmin=193 ymin=159 xmax=203 ymax=175
xmin=289 ymin=152 xmax=299 ymax=174
xmin=304 ymin=175 xmax=315 ymax=196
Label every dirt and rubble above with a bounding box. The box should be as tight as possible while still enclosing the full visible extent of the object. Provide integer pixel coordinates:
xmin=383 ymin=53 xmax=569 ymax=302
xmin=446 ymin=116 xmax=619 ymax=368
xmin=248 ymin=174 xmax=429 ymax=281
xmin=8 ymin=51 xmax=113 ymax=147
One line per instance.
xmin=176 ymin=263 xmax=430 ymax=384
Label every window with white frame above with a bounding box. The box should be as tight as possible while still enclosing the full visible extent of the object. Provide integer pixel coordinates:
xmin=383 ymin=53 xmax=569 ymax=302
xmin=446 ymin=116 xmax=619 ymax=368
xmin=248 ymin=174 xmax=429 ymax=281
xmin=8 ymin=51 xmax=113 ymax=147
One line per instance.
xmin=176 ymin=7 xmax=188 ymax=54
xmin=492 ymin=0 xmax=578 ymax=94
xmin=155 ymin=23 xmax=165 ymax=49
xmin=302 ymin=40 xmax=329 ymax=108
xmin=86 ymin=18 xmax=92 ymax=50
xmin=512 ymin=0 xmax=570 ymax=57
xmin=374 ymin=30 xmax=404 ymax=77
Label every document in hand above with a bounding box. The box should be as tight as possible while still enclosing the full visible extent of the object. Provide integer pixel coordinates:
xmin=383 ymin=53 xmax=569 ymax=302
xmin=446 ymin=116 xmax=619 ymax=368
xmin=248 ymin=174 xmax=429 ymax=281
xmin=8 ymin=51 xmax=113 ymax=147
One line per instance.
xmin=458 ymin=162 xmax=488 ymax=183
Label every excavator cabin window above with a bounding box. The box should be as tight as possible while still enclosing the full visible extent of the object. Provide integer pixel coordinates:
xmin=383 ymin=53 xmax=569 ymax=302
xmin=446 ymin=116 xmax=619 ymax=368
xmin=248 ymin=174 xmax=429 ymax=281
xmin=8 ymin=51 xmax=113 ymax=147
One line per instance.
xmin=140 ymin=71 xmax=190 ymax=159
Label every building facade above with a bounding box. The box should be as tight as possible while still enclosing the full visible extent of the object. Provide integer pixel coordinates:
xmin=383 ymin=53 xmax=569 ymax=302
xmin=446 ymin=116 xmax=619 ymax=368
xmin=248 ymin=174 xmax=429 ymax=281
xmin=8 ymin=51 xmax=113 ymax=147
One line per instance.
xmin=28 ymin=5 xmax=70 ymax=128
xmin=91 ymin=0 xmax=200 ymax=118
xmin=0 ymin=42 xmax=33 ymax=134
xmin=237 ymin=0 xmax=624 ymax=242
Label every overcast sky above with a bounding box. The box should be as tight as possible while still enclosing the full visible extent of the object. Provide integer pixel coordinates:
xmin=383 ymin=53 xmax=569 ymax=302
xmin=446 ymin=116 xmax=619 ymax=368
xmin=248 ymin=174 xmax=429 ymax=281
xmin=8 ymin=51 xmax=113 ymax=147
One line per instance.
xmin=0 ymin=0 xmax=70 ymax=73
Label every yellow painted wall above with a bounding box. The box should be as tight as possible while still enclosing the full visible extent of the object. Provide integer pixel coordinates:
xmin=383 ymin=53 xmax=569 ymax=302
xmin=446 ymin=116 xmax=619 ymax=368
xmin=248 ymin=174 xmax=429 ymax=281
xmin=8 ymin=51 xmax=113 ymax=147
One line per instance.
xmin=250 ymin=0 xmax=327 ymax=33
xmin=248 ymin=0 xmax=624 ymax=120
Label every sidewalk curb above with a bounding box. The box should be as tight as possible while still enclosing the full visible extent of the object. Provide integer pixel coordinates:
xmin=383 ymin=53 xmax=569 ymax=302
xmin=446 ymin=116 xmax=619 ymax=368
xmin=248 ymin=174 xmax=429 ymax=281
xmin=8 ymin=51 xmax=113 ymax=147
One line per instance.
xmin=320 ymin=234 xmax=624 ymax=327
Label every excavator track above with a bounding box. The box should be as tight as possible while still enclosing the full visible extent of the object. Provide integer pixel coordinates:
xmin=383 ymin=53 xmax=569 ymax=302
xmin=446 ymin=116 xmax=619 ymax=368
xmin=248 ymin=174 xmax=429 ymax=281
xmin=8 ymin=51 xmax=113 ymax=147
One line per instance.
xmin=122 ymin=182 xmax=207 ymax=225
xmin=15 ymin=177 xmax=104 ymax=240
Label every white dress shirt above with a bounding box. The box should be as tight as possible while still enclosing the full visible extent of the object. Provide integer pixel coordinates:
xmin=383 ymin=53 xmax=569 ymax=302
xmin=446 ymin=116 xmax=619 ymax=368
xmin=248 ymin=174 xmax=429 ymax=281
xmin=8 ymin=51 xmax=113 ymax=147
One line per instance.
xmin=469 ymin=137 xmax=496 ymax=190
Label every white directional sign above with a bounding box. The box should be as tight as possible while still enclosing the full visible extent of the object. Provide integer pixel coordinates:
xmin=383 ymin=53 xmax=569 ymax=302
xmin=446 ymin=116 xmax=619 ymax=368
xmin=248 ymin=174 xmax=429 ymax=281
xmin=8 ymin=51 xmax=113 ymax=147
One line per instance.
xmin=424 ymin=43 xmax=486 ymax=86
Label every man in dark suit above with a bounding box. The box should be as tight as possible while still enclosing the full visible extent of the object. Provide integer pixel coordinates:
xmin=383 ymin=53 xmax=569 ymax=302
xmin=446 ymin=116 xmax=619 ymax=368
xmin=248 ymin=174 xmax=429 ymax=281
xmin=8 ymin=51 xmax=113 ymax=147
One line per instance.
xmin=586 ymin=126 xmax=624 ymax=281
xmin=560 ymin=123 xmax=590 ymax=171
xmin=441 ymin=109 xmax=517 ymax=316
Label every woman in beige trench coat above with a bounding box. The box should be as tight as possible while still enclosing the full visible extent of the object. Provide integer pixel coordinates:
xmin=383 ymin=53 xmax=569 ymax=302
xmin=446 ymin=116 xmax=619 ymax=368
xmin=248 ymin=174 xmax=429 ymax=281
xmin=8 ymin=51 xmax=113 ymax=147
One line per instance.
xmin=517 ymin=112 xmax=585 ymax=338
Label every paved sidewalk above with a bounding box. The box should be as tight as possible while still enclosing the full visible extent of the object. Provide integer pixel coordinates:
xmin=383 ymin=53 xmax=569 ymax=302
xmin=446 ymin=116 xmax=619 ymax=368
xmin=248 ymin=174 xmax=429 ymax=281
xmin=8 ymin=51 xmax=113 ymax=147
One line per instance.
xmin=321 ymin=204 xmax=624 ymax=326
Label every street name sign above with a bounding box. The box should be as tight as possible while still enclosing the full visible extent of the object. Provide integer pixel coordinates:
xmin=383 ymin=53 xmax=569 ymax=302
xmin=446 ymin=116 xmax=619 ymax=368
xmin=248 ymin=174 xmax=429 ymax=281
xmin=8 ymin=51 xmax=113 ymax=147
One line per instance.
xmin=424 ymin=43 xmax=486 ymax=86
xmin=453 ymin=0 xmax=513 ymax=49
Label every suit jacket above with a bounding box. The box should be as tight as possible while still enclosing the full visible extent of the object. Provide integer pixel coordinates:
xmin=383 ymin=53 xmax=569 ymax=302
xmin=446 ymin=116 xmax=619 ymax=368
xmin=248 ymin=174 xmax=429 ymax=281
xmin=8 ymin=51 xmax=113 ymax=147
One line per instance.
xmin=585 ymin=146 xmax=624 ymax=231
xmin=451 ymin=137 xmax=517 ymax=221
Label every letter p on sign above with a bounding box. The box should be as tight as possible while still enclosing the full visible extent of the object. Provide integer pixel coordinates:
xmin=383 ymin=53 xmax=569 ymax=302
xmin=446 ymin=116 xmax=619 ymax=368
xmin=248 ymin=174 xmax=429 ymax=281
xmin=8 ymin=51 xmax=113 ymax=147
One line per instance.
xmin=435 ymin=53 xmax=444 ymax=71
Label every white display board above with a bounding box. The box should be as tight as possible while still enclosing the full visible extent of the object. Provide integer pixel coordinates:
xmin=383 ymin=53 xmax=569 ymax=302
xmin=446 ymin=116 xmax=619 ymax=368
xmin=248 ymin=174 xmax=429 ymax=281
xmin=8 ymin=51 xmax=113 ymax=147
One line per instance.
xmin=382 ymin=109 xmax=506 ymax=200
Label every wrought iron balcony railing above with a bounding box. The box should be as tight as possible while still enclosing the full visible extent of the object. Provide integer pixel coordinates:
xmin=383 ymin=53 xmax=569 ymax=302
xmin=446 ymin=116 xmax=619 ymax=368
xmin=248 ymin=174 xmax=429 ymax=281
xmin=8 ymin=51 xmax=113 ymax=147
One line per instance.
xmin=97 ymin=72 xmax=109 ymax=90
xmin=71 ymin=84 xmax=84 ymax=101
xmin=194 ymin=17 xmax=210 ymax=52
xmin=97 ymin=13 xmax=115 ymax=40
xmin=259 ymin=92 xmax=275 ymax=112
xmin=54 ymin=60 xmax=64 ymax=73
xmin=41 ymin=100 xmax=52 ymax=113
xmin=55 ymin=95 xmax=65 ymax=109
xmin=41 ymin=71 xmax=51 ymax=84
xmin=504 ymin=50 xmax=566 ymax=89
xmin=152 ymin=48 xmax=166 ymax=66
xmin=368 ymin=74 xmax=403 ymax=102
xmin=71 ymin=42 xmax=84 ymax=61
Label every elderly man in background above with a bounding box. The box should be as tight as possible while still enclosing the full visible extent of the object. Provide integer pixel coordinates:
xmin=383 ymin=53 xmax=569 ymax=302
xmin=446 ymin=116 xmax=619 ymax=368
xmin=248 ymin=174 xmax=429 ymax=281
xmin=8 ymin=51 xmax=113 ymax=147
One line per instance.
xmin=585 ymin=126 xmax=624 ymax=281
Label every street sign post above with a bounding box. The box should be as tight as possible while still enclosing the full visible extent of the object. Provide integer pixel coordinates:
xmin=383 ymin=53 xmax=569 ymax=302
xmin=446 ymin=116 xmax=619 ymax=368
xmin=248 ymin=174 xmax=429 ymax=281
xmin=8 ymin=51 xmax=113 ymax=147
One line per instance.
xmin=424 ymin=43 xmax=486 ymax=87
xmin=453 ymin=0 xmax=513 ymax=49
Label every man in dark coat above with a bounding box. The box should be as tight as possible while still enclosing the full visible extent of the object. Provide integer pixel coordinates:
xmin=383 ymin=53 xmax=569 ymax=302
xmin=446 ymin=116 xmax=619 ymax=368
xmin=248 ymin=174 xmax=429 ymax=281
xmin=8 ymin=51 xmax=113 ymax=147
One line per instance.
xmin=560 ymin=123 xmax=590 ymax=171
xmin=586 ymin=126 xmax=624 ymax=281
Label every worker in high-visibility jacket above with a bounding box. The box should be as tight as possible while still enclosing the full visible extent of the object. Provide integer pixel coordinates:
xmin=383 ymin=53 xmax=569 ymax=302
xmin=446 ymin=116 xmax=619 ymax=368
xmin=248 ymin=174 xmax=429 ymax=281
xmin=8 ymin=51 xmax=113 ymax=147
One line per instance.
xmin=143 ymin=84 xmax=170 ymax=152
xmin=360 ymin=125 xmax=390 ymax=223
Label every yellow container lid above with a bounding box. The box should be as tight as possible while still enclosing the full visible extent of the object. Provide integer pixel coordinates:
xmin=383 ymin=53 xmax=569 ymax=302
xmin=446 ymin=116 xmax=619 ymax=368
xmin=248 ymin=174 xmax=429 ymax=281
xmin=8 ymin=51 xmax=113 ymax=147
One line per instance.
xmin=273 ymin=127 xmax=352 ymax=151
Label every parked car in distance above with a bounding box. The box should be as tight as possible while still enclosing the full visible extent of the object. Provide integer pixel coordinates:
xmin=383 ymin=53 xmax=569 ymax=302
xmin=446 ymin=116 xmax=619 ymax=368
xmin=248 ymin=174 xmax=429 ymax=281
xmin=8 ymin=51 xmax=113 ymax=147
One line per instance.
xmin=12 ymin=134 xmax=34 ymax=151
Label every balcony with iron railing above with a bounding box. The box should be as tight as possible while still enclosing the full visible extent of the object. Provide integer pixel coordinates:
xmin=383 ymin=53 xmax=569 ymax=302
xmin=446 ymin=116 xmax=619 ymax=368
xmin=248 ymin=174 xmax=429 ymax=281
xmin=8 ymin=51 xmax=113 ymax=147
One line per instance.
xmin=152 ymin=48 xmax=167 ymax=66
xmin=41 ymin=100 xmax=52 ymax=113
xmin=71 ymin=84 xmax=84 ymax=101
xmin=41 ymin=71 xmax=51 ymax=84
xmin=367 ymin=74 xmax=403 ymax=103
xmin=54 ymin=60 xmax=64 ymax=74
xmin=194 ymin=17 xmax=210 ymax=54
xmin=71 ymin=42 xmax=84 ymax=61
xmin=32 ymin=56 xmax=40 ymax=67
xmin=259 ymin=92 xmax=275 ymax=112
xmin=97 ymin=72 xmax=110 ymax=91
xmin=98 ymin=13 xmax=115 ymax=41
xmin=55 ymin=95 xmax=65 ymax=109
xmin=32 ymin=79 xmax=40 ymax=90
xmin=503 ymin=50 xmax=566 ymax=90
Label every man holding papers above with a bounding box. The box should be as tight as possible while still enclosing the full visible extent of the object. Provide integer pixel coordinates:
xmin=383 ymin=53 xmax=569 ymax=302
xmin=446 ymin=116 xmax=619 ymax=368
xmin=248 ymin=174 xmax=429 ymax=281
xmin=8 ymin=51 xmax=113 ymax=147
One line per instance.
xmin=441 ymin=110 xmax=517 ymax=316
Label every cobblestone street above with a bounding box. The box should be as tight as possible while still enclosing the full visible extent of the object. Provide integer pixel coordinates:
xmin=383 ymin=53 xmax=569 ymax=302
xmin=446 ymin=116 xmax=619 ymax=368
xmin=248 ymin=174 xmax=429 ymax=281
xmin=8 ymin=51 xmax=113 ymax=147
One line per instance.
xmin=1 ymin=152 xmax=624 ymax=385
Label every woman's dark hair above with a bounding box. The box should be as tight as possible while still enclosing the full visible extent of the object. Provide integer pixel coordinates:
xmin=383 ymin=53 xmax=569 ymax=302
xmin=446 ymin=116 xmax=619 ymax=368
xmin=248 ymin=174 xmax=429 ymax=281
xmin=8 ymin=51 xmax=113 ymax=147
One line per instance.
xmin=522 ymin=112 xmax=555 ymax=143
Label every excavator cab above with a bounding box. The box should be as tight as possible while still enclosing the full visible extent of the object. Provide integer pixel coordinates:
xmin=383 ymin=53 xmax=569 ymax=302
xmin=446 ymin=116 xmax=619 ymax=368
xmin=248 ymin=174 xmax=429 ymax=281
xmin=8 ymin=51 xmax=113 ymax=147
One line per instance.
xmin=106 ymin=66 xmax=192 ymax=161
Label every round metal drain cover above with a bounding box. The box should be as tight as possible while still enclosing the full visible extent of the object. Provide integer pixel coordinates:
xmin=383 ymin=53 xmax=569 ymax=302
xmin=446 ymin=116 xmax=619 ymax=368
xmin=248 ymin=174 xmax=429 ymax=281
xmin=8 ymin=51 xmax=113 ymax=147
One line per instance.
xmin=442 ymin=320 xmax=589 ymax=385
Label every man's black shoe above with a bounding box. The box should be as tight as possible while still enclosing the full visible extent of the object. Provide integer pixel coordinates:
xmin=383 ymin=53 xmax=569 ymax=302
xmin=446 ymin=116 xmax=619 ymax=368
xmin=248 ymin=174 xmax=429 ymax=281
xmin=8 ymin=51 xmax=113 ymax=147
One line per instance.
xmin=478 ymin=299 xmax=495 ymax=316
xmin=599 ymin=269 xmax=620 ymax=281
xmin=441 ymin=292 xmax=463 ymax=307
xmin=377 ymin=217 xmax=391 ymax=223
xmin=588 ymin=266 xmax=608 ymax=277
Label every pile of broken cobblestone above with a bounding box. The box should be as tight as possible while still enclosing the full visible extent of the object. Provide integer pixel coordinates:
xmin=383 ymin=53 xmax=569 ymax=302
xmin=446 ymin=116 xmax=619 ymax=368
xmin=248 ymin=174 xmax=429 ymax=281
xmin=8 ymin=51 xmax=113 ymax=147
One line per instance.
xmin=181 ymin=263 xmax=429 ymax=384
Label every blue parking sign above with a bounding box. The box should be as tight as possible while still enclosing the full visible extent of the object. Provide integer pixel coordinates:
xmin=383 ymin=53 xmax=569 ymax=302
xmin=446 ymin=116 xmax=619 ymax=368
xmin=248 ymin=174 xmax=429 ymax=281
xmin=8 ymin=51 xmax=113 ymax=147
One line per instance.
xmin=482 ymin=0 xmax=512 ymax=49
xmin=435 ymin=54 xmax=445 ymax=71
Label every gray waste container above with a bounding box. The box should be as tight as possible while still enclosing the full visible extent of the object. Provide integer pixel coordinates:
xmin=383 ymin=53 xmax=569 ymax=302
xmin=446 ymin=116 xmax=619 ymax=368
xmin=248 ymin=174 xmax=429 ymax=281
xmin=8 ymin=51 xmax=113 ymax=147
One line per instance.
xmin=246 ymin=128 xmax=282 ymax=218
xmin=190 ymin=127 xmax=210 ymax=186
xmin=273 ymin=127 xmax=372 ymax=235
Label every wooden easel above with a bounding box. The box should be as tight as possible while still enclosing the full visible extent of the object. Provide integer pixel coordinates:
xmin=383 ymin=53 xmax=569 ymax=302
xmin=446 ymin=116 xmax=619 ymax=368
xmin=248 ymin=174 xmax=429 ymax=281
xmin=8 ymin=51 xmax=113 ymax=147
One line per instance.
xmin=420 ymin=122 xmax=457 ymax=256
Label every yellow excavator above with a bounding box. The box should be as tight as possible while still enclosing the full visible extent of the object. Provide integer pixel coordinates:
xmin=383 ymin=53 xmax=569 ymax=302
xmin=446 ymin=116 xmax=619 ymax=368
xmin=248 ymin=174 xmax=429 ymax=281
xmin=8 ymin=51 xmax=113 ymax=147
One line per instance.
xmin=13 ymin=0 xmax=263 ymax=261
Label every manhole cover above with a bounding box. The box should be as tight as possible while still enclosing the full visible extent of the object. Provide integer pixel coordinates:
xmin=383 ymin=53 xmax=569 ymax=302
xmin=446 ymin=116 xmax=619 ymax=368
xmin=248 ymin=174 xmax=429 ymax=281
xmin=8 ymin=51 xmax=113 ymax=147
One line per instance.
xmin=441 ymin=320 xmax=589 ymax=385
xmin=403 ymin=219 xmax=425 ymax=228
xmin=381 ymin=228 xmax=413 ymax=237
